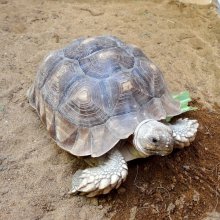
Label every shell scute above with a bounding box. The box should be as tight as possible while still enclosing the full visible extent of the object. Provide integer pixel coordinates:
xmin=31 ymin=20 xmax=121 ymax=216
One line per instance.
xmin=58 ymin=77 xmax=110 ymax=127
xmin=70 ymin=127 xmax=92 ymax=156
xmin=55 ymin=112 xmax=78 ymax=143
xmin=64 ymin=36 xmax=117 ymax=60
xmin=79 ymin=47 xmax=134 ymax=79
xmin=41 ymin=59 xmax=85 ymax=110
xmin=45 ymin=103 xmax=56 ymax=139
xmin=36 ymin=51 xmax=64 ymax=89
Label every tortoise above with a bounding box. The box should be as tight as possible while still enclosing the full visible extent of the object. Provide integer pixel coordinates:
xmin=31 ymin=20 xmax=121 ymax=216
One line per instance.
xmin=27 ymin=35 xmax=199 ymax=197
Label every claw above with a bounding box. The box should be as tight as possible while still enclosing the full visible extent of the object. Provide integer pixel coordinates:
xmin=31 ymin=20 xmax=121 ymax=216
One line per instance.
xmin=111 ymin=181 xmax=118 ymax=189
xmin=180 ymin=136 xmax=188 ymax=142
xmin=189 ymin=136 xmax=195 ymax=142
xmin=116 ymin=179 xmax=122 ymax=189
xmin=185 ymin=141 xmax=190 ymax=147
xmin=103 ymin=186 xmax=112 ymax=194
xmin=121 ymin=169 xmax=128 ymax=181
xmin=111 ymin=174 xmax=119 ymax=185
xmin=99 ymin=179 xmax=110 ymax=190
xmin=177 ymin=142 xmax=185 ymax=148
xmin=122 ymin=164 xmax=128 ymax=170
xmin=176 ymin=134 xmax=181 ymax=141
xmin=87 ymin=190 xmax=101 ymax=197
xmin=69 ymin=189 xmax=77 ymax=195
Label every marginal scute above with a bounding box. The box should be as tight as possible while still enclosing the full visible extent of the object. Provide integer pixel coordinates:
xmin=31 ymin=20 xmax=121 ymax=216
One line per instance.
xmin=90 ymin=125 xmax=119 ymax=157
xmin=39 ymin=92 xmax=46 ymax=123
xmin=132 ymin=46 xmax=146 ymax=57
xmin=29 ymin=35 xmax=182 ymax=157
xmin=34 ymin=89 xmax=40 ymax=113
xmin=63 ymin=37 xmax=85 ymax=59
xmin=160 ymin=92 xmax=182 ymax=117
xmin=70 ymin=127 xmax=92 ymax=156
xmin=55 ymin=112 xmax=77 ymax=143
xmin=89 ymin=124 xmax=106 ymax=154
xmin=45 ymin=103 xmax=56 ymax=138
xmin=106 ymin=113 xmax=140 ymax=139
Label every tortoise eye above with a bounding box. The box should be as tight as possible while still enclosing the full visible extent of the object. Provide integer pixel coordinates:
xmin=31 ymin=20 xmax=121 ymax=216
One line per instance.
xmin=152 ymin=138 xmax=158 ymax=143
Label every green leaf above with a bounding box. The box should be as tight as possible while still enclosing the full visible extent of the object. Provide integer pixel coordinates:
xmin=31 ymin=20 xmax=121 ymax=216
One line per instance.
xmin=166 ymin=91 xmax=197 ymax=122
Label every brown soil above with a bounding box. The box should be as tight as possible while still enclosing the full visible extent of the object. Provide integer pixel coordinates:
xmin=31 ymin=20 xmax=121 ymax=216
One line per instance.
xmin=0 ymin=0 xmax=219 ymax=220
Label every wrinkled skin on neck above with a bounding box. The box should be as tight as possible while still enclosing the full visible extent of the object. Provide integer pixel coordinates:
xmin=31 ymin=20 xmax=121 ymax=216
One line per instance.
xmin=133 ymin=119 xmax=174 ymax=157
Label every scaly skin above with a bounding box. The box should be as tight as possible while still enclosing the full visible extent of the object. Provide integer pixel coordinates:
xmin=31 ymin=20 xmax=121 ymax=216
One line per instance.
xmin=71 ymin=149 xmax=128 ymax=197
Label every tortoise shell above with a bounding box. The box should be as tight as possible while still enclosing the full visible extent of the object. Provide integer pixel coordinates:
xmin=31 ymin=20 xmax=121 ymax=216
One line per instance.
xmin=28 ymin=36 xmax=181 ymax=157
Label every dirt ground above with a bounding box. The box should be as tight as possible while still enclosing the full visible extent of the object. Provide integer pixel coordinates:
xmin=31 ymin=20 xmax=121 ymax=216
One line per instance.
xmin=0 ymin=0 xmax=220 ymax=219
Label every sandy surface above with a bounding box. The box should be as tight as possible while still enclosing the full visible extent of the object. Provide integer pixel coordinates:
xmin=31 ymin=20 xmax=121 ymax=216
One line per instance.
xmin=0 ymin=0 xmax=220 ymax=219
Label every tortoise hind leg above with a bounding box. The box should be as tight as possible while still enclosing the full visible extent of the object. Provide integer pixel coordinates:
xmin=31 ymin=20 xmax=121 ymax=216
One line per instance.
xmin=70 ymin=149 xmax=128 ymax=197
xmin=169 ymin=118 xmax=199 ymax=148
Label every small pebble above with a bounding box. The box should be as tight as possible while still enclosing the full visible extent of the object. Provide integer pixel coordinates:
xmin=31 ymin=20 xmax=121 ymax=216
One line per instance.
xmin=98 ymin=205 xmax=103 ymax=210
xmin=183 ymin=165 xmax=190 ymax=170
xmin=167 ymin=202 xmax=175 ymax=213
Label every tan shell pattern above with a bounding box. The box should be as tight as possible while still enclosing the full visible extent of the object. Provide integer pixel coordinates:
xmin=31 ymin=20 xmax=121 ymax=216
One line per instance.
xmin=28 ymin=36 xmax=181 ymax=157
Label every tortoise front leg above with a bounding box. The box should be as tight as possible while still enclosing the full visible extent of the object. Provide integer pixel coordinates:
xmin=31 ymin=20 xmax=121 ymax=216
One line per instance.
xmin=70 ymin=149 xmax=128 ymax=197
xmin=168 ymin=118 xmax=199 ymax=148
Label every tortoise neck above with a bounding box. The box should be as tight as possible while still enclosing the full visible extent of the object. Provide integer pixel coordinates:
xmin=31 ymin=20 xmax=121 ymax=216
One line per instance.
xmin=119 ymin=140 xmax=147 ymax=162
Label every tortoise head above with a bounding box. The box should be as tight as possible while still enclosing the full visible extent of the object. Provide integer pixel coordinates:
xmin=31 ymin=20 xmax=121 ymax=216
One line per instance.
xmin=133 ymin=119 xmax=174 ymax=157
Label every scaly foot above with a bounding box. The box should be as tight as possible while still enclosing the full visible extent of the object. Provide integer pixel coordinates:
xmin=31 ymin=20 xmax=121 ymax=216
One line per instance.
xmin=70 ymin=149 xmax=128 ymax=197
xmin=169 ymin=118 xmax=199 ymax=148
